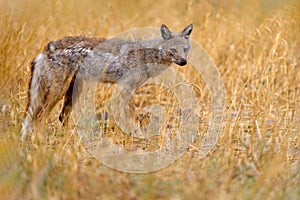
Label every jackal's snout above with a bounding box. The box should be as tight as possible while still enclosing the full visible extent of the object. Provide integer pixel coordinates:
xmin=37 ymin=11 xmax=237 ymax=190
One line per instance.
xmin=177 ymin=59 xmax=187 ymax=66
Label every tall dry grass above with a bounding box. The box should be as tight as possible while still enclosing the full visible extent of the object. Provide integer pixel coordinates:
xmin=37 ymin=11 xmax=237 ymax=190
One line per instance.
xmin=0 ymin=0 xmax=299 ymax=199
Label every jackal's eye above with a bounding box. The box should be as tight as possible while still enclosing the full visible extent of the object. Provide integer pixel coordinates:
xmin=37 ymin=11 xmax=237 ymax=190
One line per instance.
xmin=183 ymin=48 xmax=189 ymax=53
xmin=170 ymin=48 xmax=177 ymax=53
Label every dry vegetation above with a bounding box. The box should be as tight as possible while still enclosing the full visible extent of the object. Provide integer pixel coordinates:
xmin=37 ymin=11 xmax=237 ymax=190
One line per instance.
xmin=0 ymin=0 xmax=299 ymax=199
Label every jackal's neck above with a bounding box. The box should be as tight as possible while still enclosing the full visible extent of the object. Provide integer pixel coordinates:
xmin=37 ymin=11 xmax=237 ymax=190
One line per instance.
xmin=137 ymin=38 xmax=164 ymax=49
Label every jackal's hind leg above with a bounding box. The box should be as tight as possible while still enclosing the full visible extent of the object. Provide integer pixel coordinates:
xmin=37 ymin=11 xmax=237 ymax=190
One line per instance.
xmin=59 ymin=92 xmax=72 ymax=126
xmin=59 ymin=78 xmax=81 ymax=126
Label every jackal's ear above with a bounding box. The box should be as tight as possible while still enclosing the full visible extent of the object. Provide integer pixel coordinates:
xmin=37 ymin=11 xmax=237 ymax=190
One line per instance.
xmin=161 ymin=24 xmax=172 ymax=40
xmin=181 ymin=24 xmax=193 ymax=40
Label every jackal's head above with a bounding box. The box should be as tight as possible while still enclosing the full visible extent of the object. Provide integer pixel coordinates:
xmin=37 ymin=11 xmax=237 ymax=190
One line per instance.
xmin=159 ymin=24 xmax=193 ymax=66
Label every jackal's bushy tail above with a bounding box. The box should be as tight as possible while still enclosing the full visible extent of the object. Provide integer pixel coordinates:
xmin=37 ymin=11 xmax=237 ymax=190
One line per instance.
xmin=21 ymin=53 xmax=47 ymax=140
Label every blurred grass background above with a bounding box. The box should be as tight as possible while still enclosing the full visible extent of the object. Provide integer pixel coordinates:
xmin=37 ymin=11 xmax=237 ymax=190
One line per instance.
xmin=0 ymin=0 xmax=299 ymax=199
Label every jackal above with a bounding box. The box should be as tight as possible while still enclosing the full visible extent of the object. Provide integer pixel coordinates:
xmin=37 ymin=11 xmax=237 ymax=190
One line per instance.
xmin=21 ymin=24 xmax=193 ymax=141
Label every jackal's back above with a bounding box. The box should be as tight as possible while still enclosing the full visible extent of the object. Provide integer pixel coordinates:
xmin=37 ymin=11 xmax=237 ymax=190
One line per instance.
xmin=45 ymin=36 xmax=105 ymax=67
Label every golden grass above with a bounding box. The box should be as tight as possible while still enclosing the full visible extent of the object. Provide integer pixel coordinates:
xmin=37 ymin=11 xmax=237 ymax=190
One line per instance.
xmin=0 ymin=0 xmax=299 ymax=199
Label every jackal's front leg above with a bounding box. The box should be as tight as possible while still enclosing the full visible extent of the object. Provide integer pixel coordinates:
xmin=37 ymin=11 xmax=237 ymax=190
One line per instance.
xmin=110 ymin=65 xmax=150 ymax=136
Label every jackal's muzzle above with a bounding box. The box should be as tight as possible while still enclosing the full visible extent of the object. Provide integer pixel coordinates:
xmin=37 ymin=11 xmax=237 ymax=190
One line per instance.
xmin=176 ymin=59 xmax=187 ymax=66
